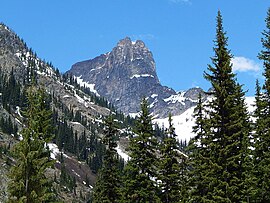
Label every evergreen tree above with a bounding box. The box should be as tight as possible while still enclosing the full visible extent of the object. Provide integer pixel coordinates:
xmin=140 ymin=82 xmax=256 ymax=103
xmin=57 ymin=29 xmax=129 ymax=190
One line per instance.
xmin=7 ymin=86 xmax=56 ymax=203
xmin=201 ymin=11 xmax=252 ymax=202
xmin=247 ymin=80 xmax=265 ymax=202
xmin=158 ymin=113 xmax=183 ymax=203
xmin=59 ymin=155 xmax=76 ymax=194
xmin=254 ymin=7 xmax=270 ymax=202
xmin=187 ymin=93 xmax=213 ymax=203
xmin=93 ymin=115 xmax=121 ymax=203
xmin=122 ymin=98 xmax=161 ymax=203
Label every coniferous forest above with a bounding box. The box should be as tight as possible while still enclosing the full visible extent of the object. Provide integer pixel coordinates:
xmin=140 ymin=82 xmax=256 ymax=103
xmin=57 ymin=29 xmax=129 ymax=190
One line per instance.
xmin=91 ymin=9 xmax=270 ymax=203
xmin=1 ymin=8 xmax=270 ymax=203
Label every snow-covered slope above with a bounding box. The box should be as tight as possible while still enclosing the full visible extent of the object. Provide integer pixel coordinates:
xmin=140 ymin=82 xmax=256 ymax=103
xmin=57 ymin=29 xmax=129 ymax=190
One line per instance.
xmin=154 ymin=106 xmax=196 ymax=142
xmin=154 ymin=96 xmax=256 ymax=142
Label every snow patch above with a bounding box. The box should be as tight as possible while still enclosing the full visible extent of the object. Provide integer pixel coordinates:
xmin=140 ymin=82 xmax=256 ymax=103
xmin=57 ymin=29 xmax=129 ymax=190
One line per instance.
xmin=75 ymin=76 xmax=100 ymax=96
xmin=129 ymin=112 xmax=140 ymax=118
xmin=36 ymin=70 xmax=46 ymax=76
xmin=75 ymin=93 xmax=84 ymax=104
xmin=116 ymin=145 xmax=129 ymax=161
xmin=71 ymin=169 xmax=81 ymax=178
xmin=18 ymin=134 xmax=23 ymax=141
xmin=89 ymin=63 xmax=106 ymax=72
xmin=70 ymin=121 xmax=82 ymax=126
xmin=131 ymin=57 xmax=144 ymax=62
xmin=48 ymin=143 xmax=60 ymax=160
xmin=245 ymin=96 xmax=255 ymax=113
xmin=15 ymin=118 xmax=22 ymax=125
xmin=151 ymin=94 xmax=158 ymax=98
xmin=130 ymin=74 xmax=154 ymax=79
xmin=149 ymin=98 xmax=158 ymax=109
xmin=245 ymin=96 xmax=256 ymax=123
xmin=164 ymin=92 xmax=186 ymax=105
xmin=15 ymin=106 xmax=23 ymax=118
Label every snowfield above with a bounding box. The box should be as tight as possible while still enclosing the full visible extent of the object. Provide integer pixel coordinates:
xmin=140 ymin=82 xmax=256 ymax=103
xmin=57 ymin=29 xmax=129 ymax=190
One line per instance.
xmin=154 ymin=96 xmax=256 ymax=142
xmin=154 ymin=106 xmax=196 ymax=142
xmin=116 ymin=145 xmax=129 ymax=162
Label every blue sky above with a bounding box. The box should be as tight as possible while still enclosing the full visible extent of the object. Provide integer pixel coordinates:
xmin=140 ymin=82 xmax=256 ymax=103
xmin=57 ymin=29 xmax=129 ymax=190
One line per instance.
xmin=0 ymin=1 xmax=269 ymax=95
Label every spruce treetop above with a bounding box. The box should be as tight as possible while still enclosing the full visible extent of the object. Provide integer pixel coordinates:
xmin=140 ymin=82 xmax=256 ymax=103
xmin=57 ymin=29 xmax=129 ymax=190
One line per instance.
xmin=205 ymin=11 xmax=235 ymax=98
xmin=259 ymin=8 xmax=270 ymax=96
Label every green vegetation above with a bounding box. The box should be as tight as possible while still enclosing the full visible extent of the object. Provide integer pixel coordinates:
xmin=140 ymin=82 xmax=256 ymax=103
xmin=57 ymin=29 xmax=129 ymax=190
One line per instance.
xmin=253 ymin=7 xmax=270 ymax=202
xmin=7 ymin=86 xmax=56 ymax=202
xmin=121 ymin=98 xmax=161 ymax=202
xmin=159 ymin=113 xmax=187 ymax=203
xmin=93 ymin=115 xmax=122 ymax=203
xmin=197 ymin=10 xmax=251 ymax=202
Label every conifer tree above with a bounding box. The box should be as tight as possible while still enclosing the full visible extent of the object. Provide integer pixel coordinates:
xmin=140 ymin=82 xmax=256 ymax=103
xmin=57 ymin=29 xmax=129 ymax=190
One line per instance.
xmin=202 ymin=11 xmax=252 ymax=202
xmin=122 ymin=98 xmax=161 ymax=203
xmin=93 ymin=115 xmax=121 ymax=203
xmin=254 ymin=80 xmax=265 ymax=125
xmin=7 ymin=86 xmax=56 ymax=203
xmin=187 ymin=94 xmax=213 ymax=202
xmin=158 ymin=113 xmax=184 ymax=203
xmin=254 ymin=7 xmax=270 ymax=202
xmin=248 ymin=80 xmax=265 ymax=202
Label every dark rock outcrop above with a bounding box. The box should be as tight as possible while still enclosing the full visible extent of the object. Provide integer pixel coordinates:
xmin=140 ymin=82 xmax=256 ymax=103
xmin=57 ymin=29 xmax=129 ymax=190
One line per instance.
xmin=68 ymin=37 xmax=206 ymax=118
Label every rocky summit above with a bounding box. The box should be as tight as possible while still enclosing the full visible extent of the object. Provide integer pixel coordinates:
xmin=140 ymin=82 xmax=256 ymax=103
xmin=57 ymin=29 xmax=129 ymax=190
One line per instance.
xmin=67 ymin=37 xmax=206 ymax=118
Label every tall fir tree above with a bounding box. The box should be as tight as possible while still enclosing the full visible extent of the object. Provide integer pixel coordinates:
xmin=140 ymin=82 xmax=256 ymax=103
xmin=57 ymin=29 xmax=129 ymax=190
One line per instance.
xmin=158 ymin=113 xmax=184 ymax=203
xmin=7 ymin=86 xmax=56 ymax=203
xmin=254 ymin=7 xmax=270 ymax=202
xmin=187 ymin=93 xmax=213 ymax=203
xmin=202 ymin=11 xmax=252 ymax=202
xmin=93 ymin=115 xmax=122 ymax=203
xmin=122 ymin=98 xmax=161 ymax=203
xmin=249 ymin=80 xmax=265 ymax=202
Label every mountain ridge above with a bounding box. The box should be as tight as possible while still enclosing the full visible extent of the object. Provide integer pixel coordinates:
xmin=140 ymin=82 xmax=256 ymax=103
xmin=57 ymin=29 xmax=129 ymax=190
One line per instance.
xmin=0 ymin=23 xmax=133 ymax=202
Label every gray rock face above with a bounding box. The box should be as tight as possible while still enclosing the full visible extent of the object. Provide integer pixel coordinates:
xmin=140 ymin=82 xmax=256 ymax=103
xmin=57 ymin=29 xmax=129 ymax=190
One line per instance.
xmin=0 ymin=23 xmax=105 ymax=202
xmin=0 ymin=24 xmax=28 ymax=82
xmin=68 ymin=37 xmax=206 ymax=118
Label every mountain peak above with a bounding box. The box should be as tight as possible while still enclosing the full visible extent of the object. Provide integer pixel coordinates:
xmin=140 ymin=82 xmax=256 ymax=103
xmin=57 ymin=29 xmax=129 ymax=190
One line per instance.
xmin=117 ymin=37 xmax=132 ymax=47
xmin=110 ymin=37 xmax=155 ymax=75
xmin=117 ymin=37 xmax=146 ymax=49
xmin=67 ymin=38 xmax=205 ymax=118
xmin=134 ymin=39 xmax=145 ymax=48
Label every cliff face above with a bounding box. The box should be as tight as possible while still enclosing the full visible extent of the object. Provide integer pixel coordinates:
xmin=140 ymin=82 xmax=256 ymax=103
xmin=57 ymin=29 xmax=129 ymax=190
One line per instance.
xmin=68 ymin=37 xmax=205 ymax=118
xmin=0 ymin=24 xmax=28 ymax=82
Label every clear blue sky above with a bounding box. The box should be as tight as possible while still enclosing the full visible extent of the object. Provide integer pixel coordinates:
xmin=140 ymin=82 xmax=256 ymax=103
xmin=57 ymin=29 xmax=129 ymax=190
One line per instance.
xmin=0 ymin=1 xmax=269 ymax=96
